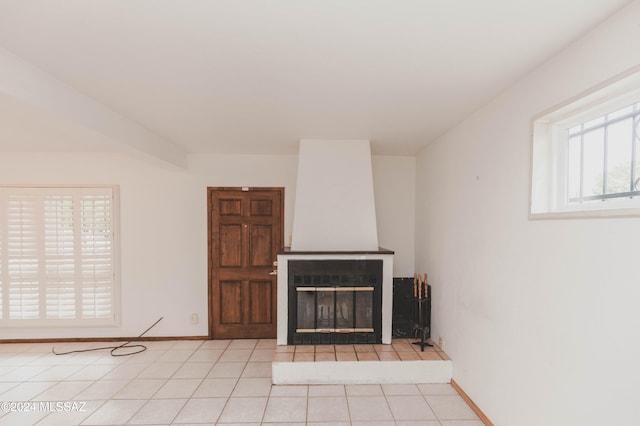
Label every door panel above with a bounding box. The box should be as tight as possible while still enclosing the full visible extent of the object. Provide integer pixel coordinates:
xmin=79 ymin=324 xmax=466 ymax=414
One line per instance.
xmin=249 ymin=280 xmax=272 ymax=324
xmin=220 ymin=225 xmax=242 ymax=267
xmin=219 ymin=199 xmax=242 ymax=216
xmin=220 ymin=281 xmax=242 ymax=324
xmin=250 ymin=225 xmax=273 ymax=267
xmin=250 ymin=199 xmax=273 ymax=216
xmin=208 ymin=187 xmax=283 ymax=339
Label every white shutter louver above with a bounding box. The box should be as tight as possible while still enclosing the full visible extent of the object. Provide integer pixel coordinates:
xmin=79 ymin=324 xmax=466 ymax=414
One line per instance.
xmin=80 ymin=194 xmax=113 ymax=319
xmin=0 ymin=186 xmax=117 ymax=326
xmin=44 ymin=194 xmax=76 ymax=319
xmin=7 ymin=193 xmax=40 ymax=320
xmin=0 ymin=197 xmax=2 ymax=320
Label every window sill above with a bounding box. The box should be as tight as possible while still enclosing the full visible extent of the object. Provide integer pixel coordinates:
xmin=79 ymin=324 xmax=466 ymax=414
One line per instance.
xmin=0 ymin=319 xmax=119 ymax=328
xmin=529 ymin=206 xmax=640 ymax=220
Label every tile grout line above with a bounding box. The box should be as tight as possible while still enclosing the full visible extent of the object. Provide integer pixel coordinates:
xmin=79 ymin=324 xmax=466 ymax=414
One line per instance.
xmin=141 ymin=351 xmax=198 ymax=424
xmin=214 ymin=338 xmax=257 ymax=424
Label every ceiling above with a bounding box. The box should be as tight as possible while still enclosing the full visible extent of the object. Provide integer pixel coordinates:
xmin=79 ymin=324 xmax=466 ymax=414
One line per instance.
xmin=0 ymin=0 xmax=632 ymax=158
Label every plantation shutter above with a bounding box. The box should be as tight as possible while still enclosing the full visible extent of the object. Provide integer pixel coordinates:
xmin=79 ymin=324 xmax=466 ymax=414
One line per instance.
xmin=0 ymin=186 xmax=116 ymax=325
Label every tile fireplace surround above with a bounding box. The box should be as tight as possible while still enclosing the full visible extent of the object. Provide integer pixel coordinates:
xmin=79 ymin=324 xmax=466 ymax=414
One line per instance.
xmin=276 ymin=247 xmax=395 ymax=346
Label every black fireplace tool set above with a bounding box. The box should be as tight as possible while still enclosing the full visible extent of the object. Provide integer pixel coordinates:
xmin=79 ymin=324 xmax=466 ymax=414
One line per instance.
xmin=412 ymin=273 xmax=433 ymax=352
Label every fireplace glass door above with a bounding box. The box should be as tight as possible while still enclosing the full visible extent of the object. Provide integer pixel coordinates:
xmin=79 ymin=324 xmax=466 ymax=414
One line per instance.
xmin=295 ymin=287 xmax=374 ymax=333
xmin=354 ymin=288 xmax=373 ymax=329
xmin=288 ymin=259 xmax=382 ymax=344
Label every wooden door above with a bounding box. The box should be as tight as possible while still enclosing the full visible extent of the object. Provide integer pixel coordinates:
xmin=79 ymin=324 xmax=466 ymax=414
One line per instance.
xmin=208 ymin=187 xmax=283 ymax=339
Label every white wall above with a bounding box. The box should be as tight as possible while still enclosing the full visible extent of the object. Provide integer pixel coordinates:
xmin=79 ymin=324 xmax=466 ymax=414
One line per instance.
xmin=373 ymin=155 xmax=415 ymax=276
xmin=0 ymin=150 xmax=415 ymax=339
xmin=292 ymin=139 xmax=379 ymax=251
xmin=415 ymin=2 xmax=640 ymax=425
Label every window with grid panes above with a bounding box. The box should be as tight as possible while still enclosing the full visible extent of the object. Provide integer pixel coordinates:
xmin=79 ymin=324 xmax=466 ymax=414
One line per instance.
xmin=567 ymin=103 xmax=640 ymax=203
xmin=0 ymin=186 xmax=118 ymax=326
xmin=530 ymin=67 xmax=640 ymax=218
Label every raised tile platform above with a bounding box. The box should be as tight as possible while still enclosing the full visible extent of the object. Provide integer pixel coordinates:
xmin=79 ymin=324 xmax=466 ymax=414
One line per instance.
xmin=272 ymin=338 xmax=452 ymax=385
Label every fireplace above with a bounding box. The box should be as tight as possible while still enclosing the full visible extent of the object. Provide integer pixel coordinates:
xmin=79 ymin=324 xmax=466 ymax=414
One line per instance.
xmin=276 ymin=248 xmax=394 ymax=345
xmin=288 ymin=260 xmax=382 ymax=344
xmin=278 ymin=139 xmax=394 ymax=345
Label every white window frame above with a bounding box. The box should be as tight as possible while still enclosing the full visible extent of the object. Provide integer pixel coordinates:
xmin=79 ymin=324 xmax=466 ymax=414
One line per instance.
xmin=530 ymin=66 xmax=640 ymax=219
xmin=0 ymin=185 xmax=120 ymax=327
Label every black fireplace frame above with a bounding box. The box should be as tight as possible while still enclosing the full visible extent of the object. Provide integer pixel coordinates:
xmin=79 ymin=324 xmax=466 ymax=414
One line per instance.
xmin=287 ymin=259 xmax=383 ymax=345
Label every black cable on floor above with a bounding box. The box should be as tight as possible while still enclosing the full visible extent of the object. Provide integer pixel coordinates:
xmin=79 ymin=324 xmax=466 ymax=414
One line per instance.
xmin=51 ymin=316 xmax=164 ymax=357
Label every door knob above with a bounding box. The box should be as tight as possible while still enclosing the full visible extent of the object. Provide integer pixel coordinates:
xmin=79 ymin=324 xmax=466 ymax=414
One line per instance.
xmin=269 ymin=270 xmax=278 ymax=275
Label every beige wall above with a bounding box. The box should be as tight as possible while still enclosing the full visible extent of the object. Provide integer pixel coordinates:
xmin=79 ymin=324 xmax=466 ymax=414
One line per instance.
xmin=0 ymin=150 xmax=415 ymax=338
xmin=415 ymin=2 xmax=640 ymax=424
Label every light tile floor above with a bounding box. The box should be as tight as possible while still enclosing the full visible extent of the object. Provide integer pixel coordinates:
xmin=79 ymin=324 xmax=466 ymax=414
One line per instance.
xmin=0 ymin=339 xmax=482 ymax=425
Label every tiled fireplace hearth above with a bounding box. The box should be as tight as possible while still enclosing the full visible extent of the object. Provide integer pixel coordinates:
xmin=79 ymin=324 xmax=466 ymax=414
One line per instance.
xmin=274 ymin=248 xmax=454 ymax=385
xmin=271 ymin=338 xmax=453 ymax=384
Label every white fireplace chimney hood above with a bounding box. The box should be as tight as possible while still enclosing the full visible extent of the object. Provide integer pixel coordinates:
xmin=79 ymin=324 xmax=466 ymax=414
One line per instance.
xmin=291 ymin=139 xmax=379 ymax=251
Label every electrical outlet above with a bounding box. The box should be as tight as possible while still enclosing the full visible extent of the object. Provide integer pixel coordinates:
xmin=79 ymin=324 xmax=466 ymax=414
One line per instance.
xmin=438 ymin=336 xmax=444 ymax=350
xmin=190 ymin=313 xmax=199 ymax=324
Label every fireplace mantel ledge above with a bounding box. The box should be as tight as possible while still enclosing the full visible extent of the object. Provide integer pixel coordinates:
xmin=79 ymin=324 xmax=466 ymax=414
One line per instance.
xmin=278 ymin=247 xmax=394 ymax=255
